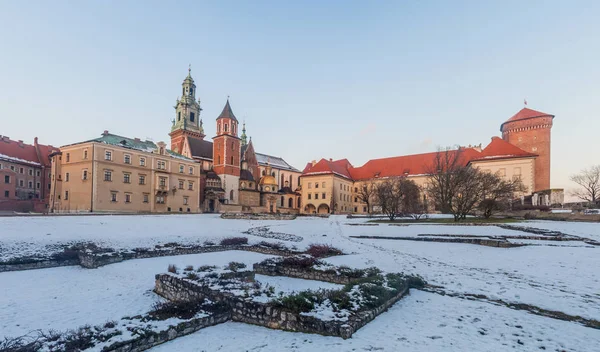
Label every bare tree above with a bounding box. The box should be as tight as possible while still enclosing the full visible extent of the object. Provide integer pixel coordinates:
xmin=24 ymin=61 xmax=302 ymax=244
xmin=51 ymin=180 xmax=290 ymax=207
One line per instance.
xmin=374 ymin=178 xmax=403 ymax=221
xmin=570 ymin=165 xmax=600 ymax=204
xmin=478 ymin=172 xmax=525 ymax=218
xmin=356 ymin=180 xmax=375 ymax=216
xmin=425 ymin=147 xmax=468 ymax=214
xmin=398 ymin=179 xmax=426 ymax=220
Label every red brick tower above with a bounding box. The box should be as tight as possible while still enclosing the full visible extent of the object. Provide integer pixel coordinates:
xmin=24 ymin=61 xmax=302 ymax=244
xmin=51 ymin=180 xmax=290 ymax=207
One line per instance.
xmin=212 ymin=99 xmax=241 ymax=203
xmin=501 ymin=107 xmax=554 ymax=192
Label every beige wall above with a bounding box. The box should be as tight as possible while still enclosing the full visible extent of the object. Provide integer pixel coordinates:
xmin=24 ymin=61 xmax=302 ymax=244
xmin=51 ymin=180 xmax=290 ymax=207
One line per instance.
xmin=471 ymin=157 xmax=534 ymax=195
xmin=51 ymin=142 xmax=201 ymax=213
xmin=259 ymin=165 xmax=302 ymax=191
xmin=300 ymin=174 xmax=354 ymax=214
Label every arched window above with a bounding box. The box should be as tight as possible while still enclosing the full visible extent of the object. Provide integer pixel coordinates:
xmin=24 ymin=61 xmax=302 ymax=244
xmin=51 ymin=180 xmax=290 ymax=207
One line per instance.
xmin=281 ymin=174 xmax=284 ymax=187
xmin=230 ymin=190 xmax=234 ymax=201
xmin=288 ymin=198 xmax=293 ymax=208
xmin=225 ymin=124 xmax=228 ymax=132
xmin=262 ymin=170 xmax=265 ymax=176
xmin=231 ymin=156 xmax=234 ymax=165
xmin=177 ymin=112 xmax=181 ymax=121
xmin=297 ymin=197 xmax=301 ymax=208
xmin=231 ymin=142 xmax=234 ymax=150
xmin=281 ymin=196 xmax=284 ymax=207
xmin=218 ymin=156 xmax=221 ymax=164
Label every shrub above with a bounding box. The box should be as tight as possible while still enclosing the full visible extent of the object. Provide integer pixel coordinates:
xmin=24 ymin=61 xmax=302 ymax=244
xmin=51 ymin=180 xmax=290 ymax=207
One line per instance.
xmin=404 ymin=274 xmax=426 ymax=289
xmin=149 ymin=300 xmax=204 ymax=320
xmin=167 ymin=264 xmax=177 ymax=273
xmin=63 ymin=326 xmax=95 ymax=351
xmin=325 ymin=290 xmax=352 ymax=311
xmin=0 ymin=335 xmax=41 ymax=352
xmin=226 ymin=262 xmax=247 ymax=272
xmin=220 ymin=237 xmax=248 ymax=246
xmin=281 ymin=256 xmax=319 ymax=268
xmin=274 ymin=291 xmax=315 ymax=313
xmin=103 ymin=321 xmax=117 ymax=329
xmin=306 ymin=244 xmax=343 ymax=258
xmin=184 ymin=265 xmax=194 ymax=271
xmin=197 ymin=265 xmax=216 ymax=272
xmin=186 ymin=272 xmax=199 ymax=280
xmin=258 ymin=241 xmax=286 ymax=251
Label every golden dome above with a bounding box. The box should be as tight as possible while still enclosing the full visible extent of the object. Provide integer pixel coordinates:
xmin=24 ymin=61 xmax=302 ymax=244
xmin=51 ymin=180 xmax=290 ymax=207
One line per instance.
xmin=259 ymin=174 xmax=277 ymax=186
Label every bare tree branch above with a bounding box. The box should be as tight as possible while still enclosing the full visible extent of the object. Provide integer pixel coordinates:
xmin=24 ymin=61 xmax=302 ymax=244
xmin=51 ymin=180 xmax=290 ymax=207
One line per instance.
xmin=570 ymin=165 xmax=600 ymax=203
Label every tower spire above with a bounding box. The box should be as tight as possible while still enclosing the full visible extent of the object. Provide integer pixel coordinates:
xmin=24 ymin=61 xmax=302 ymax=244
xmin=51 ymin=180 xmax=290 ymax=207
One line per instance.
xmin=241 ymin=120 xmax=248 ymax=146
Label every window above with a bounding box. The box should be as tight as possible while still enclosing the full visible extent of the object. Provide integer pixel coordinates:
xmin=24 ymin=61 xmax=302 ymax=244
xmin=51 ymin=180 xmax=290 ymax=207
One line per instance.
xmin=36 ymin=182 xmax=40 ymax=189
xmin=231 ymin=142 xmax=234 ymax=151
xmin=188 ymin=181 xmax=193 ymax=190
xmin=36 ymin=170 xmax=40 ymax=177
xmin=66 ymin=153 xmax=70 ymax=162
xmin=315 ymin=183 xmax=319 ymax=189
xmin=190 ymin=111 xmax=195 ymax=122
xmin=64 ymin=191 xmax=69 ymax=200
xmin=179 ymin=165 xmax=184 ymax=173
xmin=225 ymin=123 xmax=228 ymax=132
xmin=217 ymin=156 xmax=221 ymax=164
xmin=123 ymin=173 xmax=131 ymax=183
xmin=28 ymin=181 xmax=33 ymax=188
xmin=83 ymin=149 xmax=88 ymax=159
xmin=111 ymin=192 xmax=117 ymax=202
xmin=315 ymin=193 xmax=319 ymax=200
xmin=104 ymin=170 xmax=112 ymax=181
xmin=105 ymin=151 xmax=112 ymax=161
xmin=139 ymin=175 xmax=146 ymax=185
xmin=156 ymin=196 xmax=165 ymax=204
xmin=230 ymin=156 xmax=234 ymax=165
xmin=229 ymin=190 xmax=234 ymax=200
xmin=19 ymin=167 xmax=24 ymax=174
xmin=125 ymin=194 xmax=131 ymax=203
xmin=183 ymin=196 xmax=188 ymax=205
xmin=308 ymin=193 xmax=311 ymax=200
xmin=0 ymin=164 xmax=2 ymax=170
xmin=157 ymin=160 xmax=166 ymax=169
xmin=65 ymin=173 xmax=70 ymax=182
xmin=363 ymin=206 xmax=367 ymax=212
xmin=4 ymin=175 xmax=10 ymax=184
xmin=322 ymin=193 xmax=326 ymax=199
xmin=189 ymin=166 xmax=194 ymax=175
xmin=308 ymin=182 xmax=312 ymax=189
xmin=124 ymin=154 xmax=131 ymax=164
xmin=179 ymin=180 xmax=184 ymax=189
xmin=178 ymin=112 xmax=181 ymax=121
xmin=281 ymin=196 xmax=285 ymax=207
xmin=354 ymin=207 xmax=357 ymax=212
xmin=159 ymin=177 xmax=166 ymax=187
xmin=28 ymin=169 xmax=33 ymax=176
xmin=143 ymin=194 xmax=149 ymax=203
xmin=322 ymin=182 xmax=325 ymax=188
xmin=10 ymin=165 xmax=15 ymax=171
xmin=354 ymin=197 xmax=358 ymax=202
xmin=4 ymin=190 xmax=8 ymax=198
xmin=340 ymin=184 xmax=342 ymax=190
xmin=140 ymin=157 xmax=146 ymax=166
xmin=19 ymin=180 xmax=24 ymax=187
xmin=354 ymin=187 xmax=358 ymax=193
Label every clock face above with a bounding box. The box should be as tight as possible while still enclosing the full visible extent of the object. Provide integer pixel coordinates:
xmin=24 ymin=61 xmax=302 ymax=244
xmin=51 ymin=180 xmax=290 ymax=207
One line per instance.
xmin=265 ymin=186 xmax=270 ymax=192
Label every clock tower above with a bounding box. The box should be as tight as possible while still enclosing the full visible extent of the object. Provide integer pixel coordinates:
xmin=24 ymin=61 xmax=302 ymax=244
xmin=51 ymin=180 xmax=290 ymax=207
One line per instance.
xmin=169 ymin=67 xmax=205 ymax=154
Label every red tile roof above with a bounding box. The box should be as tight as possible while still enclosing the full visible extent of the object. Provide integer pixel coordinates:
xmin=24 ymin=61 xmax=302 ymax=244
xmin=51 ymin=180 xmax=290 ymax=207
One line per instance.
xmin=302 ymin=148 xmax=483 ymax=181
xmin=0 ymin=136 xmax=57 ymax=167
xmin=501 ymin=107 xmax=553 ymax=129
xmin=471 ymin=137 xmax=536 ymax=161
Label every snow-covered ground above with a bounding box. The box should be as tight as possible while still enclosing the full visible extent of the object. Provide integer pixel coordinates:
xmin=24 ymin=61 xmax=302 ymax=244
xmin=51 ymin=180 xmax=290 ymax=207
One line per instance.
xmin=0 ymin=214 xmax=598 ymax=351
xmin=151 ymin=290 xmax=599 ymax=352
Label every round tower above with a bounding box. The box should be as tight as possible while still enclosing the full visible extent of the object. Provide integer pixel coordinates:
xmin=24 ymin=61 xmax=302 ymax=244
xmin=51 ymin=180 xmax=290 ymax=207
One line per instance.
xmin=500 ymin=107 xmax=554 ymax=192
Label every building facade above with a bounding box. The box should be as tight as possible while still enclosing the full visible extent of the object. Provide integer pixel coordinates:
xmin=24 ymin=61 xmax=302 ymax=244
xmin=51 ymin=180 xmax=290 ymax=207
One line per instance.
xmin=49 ymin=132 xmax=201 ymax=213
xmin=0 ymin=135 xmax=57 ymax=212
xmin=300 ymin=107 xmax=558 ymax=214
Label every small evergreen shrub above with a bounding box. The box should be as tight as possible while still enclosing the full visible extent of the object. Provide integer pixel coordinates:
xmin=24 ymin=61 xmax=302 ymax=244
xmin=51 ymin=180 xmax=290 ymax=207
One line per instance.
xmin=306 ymin=244 xmax=343 ymax=258
xmin=220 ymin=237 xmax=248 ymax=246
xmin=226 ymin=262 xmax=247 ymax=272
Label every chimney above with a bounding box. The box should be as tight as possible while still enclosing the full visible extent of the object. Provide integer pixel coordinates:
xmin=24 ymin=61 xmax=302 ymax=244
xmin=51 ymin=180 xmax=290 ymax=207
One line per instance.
xmin=329 ymin=158 xmax=333 ymax=162
xmin=102 ymin=130 xmax=109 ymax=136
xmin=34 ymin=137 xmax=39 ymax=146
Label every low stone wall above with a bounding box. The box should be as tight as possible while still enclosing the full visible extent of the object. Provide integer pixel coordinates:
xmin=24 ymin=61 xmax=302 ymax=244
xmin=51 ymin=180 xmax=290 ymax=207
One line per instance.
xmin=154 ymin=273 xmax=410 ymax=339
xmin=221 ymin=213 xmax=297 ymax=220
xmin=350 ymin=235 xmax=524 ymax=248
xmin=102 ymin=311 xmax=231 ymax=352
xmin=253 ymin=263 xmax=353 ymax=285
xmin=0 ymin=258 xmax=79 ymax=273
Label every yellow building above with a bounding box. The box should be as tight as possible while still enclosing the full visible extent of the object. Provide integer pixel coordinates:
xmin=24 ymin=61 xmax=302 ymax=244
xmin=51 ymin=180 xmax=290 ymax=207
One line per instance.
xmin=49 ymin=131 xmax=201 ymax=213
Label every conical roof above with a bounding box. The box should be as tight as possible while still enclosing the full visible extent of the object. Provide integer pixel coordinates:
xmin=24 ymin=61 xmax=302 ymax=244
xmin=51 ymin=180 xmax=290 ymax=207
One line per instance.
xmin=216 ymin=99 xmax=238 ymax=122
xmin=501 ymin=107 xmax=553 ymax=130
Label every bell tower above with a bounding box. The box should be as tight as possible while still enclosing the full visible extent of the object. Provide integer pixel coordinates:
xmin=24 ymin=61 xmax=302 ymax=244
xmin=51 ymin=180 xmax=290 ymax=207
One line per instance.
xmin=213 ymin=98 xmax=241 ymax=204
xmin=169 ymin=66 xmax=204 ymax=154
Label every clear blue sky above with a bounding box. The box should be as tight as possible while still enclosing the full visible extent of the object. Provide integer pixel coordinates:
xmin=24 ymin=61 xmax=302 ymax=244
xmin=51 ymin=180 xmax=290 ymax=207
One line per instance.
xmin=1 ymin=0 xmax=598 ymax=195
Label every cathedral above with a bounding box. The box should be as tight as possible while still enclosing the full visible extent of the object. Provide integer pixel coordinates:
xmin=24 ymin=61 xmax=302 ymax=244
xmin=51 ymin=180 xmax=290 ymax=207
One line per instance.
xmin=168 ymin=69 xmax=302 ymax=213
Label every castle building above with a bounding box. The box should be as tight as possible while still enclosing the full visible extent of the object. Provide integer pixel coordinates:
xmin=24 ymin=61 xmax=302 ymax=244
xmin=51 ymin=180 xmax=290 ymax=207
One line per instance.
xmin=49 ymin=132 xmax=201 ymax=213
xmin=300 ymin=107 xmax=560 ymax=214
xmin=168 ymin=69 xmax=302 ymax=214
xmin=0 ymin=135 xmax=57 ymax=212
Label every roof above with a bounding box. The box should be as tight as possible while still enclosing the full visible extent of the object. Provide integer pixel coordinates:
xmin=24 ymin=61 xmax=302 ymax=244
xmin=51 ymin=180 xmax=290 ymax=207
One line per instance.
xmin=240 ymin=169 xmax=255 ymax=181
xmin=216 ymin=99 xmax=238 ymax=122
xmin=302 ymin=148 xmax=483 ymax=181
xmin=187 ymin=137 xmax=213 ymax=160
xmin=69 ymin=132 xmax=194 ymax=161
xmin=501 ymin=107 xmax=554 ymax=130
xmin=256 ymin=153 xmax=300 ymax=172
xmin=303 ymin=158 xmax=354 ymax=179
xmin=0 ymin=136 xmax=57 ymax=167
xmin=471 ymin=137 xmax=537 ymax=162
